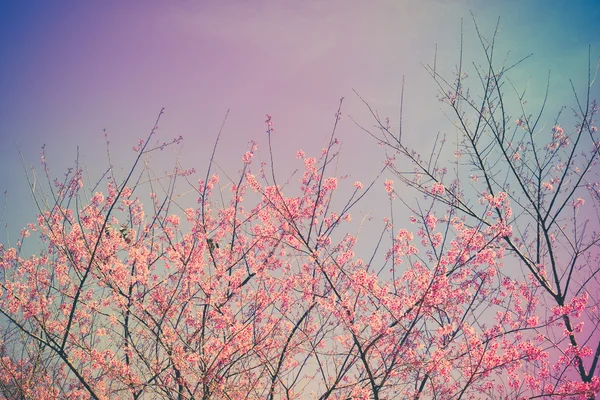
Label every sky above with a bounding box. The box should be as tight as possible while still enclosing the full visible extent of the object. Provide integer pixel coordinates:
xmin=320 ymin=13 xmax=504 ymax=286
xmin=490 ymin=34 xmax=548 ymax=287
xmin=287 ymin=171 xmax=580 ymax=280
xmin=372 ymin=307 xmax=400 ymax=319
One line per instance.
xmin=1 ymin=0 xmax=599 ymax=246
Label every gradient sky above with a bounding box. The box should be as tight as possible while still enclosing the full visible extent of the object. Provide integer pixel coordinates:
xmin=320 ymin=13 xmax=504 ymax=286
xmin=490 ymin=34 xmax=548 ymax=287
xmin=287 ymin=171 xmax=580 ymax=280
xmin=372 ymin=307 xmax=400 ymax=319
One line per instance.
xmin=1 ymin=0 xmax=599 ymax=246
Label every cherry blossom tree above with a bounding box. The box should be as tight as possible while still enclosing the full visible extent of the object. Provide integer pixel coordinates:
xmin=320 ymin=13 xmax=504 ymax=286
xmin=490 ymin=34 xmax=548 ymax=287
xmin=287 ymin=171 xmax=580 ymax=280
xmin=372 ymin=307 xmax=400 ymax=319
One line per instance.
xmin=1 ymin=21 xmax=599 ymax=400
xmin=357 ymin=20 xmax=600 ymax=399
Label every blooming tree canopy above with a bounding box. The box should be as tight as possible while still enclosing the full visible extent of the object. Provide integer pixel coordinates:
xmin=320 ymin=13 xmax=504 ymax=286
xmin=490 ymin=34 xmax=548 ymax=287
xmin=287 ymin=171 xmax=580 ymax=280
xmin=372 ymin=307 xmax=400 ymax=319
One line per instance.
xmin=1 ymin=22 xmax=599 ymax=400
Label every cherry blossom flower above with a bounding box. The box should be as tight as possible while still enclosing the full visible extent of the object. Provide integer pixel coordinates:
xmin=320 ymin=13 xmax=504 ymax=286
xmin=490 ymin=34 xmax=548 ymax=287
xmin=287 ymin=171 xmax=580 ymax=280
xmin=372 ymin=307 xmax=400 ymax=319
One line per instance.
xmin=384 ymin=179 xmax=394 ymax=194
xmin=430 ymin=182 xmax=445 ymax=195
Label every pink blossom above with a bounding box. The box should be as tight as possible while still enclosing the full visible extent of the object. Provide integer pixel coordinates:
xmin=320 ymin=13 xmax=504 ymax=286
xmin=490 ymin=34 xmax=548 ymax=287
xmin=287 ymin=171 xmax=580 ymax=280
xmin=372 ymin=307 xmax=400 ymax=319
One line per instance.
xmin=384 ymin=179 xmax=394 ymax=194
xmin=265 ymin=114 xmax=274 ymax=133
xmin=430 ymin=182 xmax=446 ymax=195
xmin=324 ymin=177 xmax=338 ymax=191
xmin=573 ymin=198 xmax=585 ymax=208
xmin=552 ymin=125 xmax=564 ymax=137
xmin=424 ymin=214 xmax=438 ymax=229
xmin=242 ymin=151 xmax=253 ymax=164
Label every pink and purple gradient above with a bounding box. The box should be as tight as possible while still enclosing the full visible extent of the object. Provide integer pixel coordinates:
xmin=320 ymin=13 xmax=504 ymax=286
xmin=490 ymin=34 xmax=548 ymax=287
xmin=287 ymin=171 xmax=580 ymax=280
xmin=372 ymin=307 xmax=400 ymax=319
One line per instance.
xmin=0 ymin=0 xmax=598 ymax=241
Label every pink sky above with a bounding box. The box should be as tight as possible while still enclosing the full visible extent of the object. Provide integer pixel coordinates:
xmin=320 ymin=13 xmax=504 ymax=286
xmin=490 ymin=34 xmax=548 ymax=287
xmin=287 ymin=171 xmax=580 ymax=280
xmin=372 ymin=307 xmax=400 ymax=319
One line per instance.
xmin=0 ymin=0 xmax=598 ymax=243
